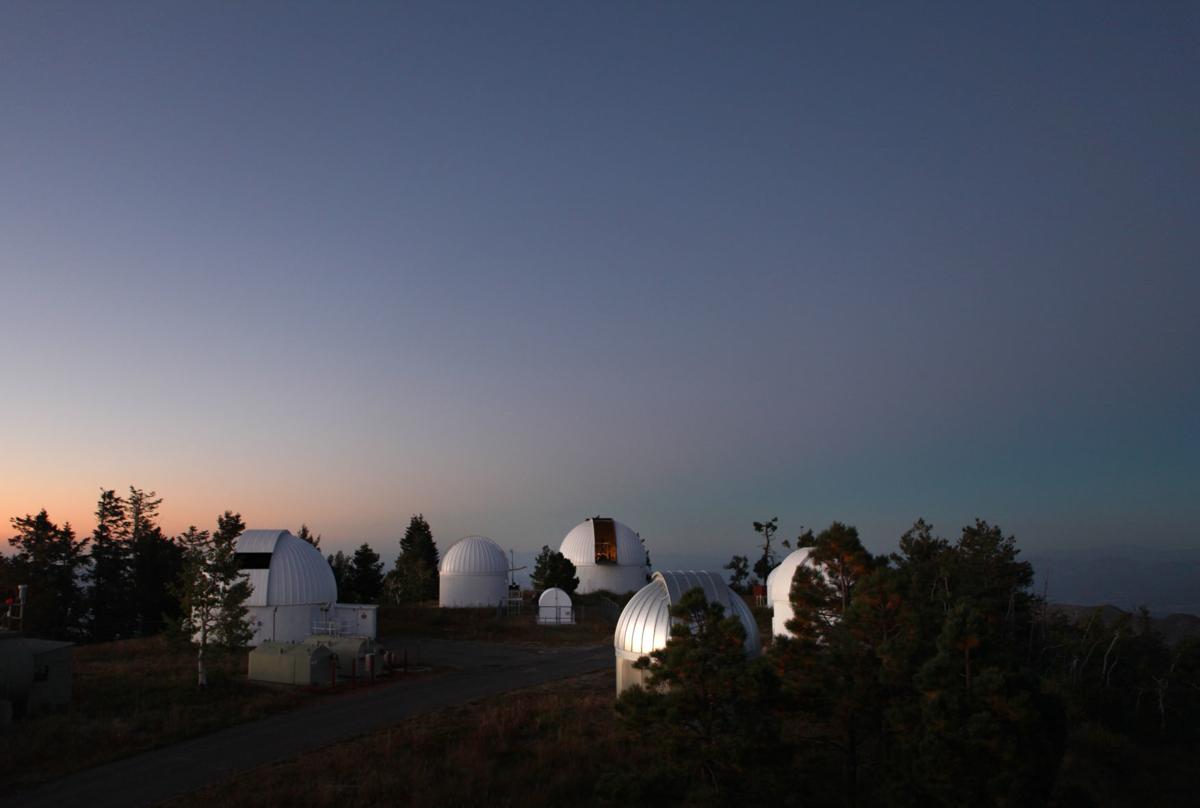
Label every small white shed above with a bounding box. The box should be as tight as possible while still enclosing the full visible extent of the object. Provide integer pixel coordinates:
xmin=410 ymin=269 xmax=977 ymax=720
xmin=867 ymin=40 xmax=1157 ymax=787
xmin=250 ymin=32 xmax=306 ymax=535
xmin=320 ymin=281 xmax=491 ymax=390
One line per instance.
xmin=537 ymin=588 xmax=574 ymax=625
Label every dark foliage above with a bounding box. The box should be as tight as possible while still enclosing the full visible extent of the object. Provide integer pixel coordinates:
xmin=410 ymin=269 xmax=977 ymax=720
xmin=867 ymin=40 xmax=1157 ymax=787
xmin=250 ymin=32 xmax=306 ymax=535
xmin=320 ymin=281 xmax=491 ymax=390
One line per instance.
xmin=87 ymin=488 xmax=133 ymax=641
xmin=530 ymin=545 xmax=579 ymax=595
xmin=346 ymin=542 xmax=384 ymax=604
xmin=327 ymin=550 xmax=352 ymax=598
xmin=616 ymin=588 xmax=784 ymax=804
xmin=385 ymin=514 xmax=439 ymax=603
xmin=7 ymin=510 xmax=89 ymax=638
xmin=724 ymin=554 xmax=750 ymax=594
xmin=127 ymin=488 xmax=183 ymax=635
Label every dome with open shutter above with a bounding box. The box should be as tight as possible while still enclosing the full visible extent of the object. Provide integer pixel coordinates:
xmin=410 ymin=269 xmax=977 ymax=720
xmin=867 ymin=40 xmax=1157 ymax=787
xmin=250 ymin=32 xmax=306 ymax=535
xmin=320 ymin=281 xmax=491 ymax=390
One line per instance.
xmin=558 ymin=517 xmax=650 ymax=594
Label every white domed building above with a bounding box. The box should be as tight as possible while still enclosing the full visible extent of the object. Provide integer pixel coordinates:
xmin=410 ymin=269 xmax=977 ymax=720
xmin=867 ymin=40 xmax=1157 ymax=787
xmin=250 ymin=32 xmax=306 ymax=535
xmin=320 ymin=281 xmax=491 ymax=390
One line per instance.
xmin=613 ymin=570 xmax=761 ymax=694
xmin=236 ymin=529 xmax=376 ymax=645
xmin=537 ymin=587 xmax=574 ymax=625
xmin=559 ymin=517 xmax=649 ymax=595
xmin=439 ymin=536 xmax=510 ymax=608
xmin=766 ymin=547 xmax=818 ymax=638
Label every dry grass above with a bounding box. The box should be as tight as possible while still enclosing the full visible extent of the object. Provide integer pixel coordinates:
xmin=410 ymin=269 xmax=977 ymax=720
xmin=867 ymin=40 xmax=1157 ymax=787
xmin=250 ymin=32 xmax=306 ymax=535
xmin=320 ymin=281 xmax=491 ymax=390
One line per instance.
xmin=378 ymin=600 xmax=615 ymax=646
xmin=168 ymin=669 xmax=640 ymax=808
xmin=0 ymin=636 xmax=311 ymax=792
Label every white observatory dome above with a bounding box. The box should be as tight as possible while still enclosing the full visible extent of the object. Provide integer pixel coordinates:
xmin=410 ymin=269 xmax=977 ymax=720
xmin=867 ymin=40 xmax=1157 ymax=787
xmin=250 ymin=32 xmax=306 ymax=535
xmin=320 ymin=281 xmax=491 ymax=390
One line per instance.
xmin=766 ymin=547 xmax=819 ymax=638
xmin=235 ymin=529 xmax=337 ymax=606
xmin=613 ymin=570 xmax=761 ymax=693
xmin=439 ymin=536 xmax=510 ymax=608
xmin=440 ymin=535 xmax=509 ymax=576
xmin=559 ymin=517 xmax=649 ymax=594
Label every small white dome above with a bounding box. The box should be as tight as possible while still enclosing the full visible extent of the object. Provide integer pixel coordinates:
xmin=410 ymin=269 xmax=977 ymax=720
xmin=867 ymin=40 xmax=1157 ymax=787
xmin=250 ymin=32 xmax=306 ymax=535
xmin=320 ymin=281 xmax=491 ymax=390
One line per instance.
xmin=440 ymin=536 xmax=509 ymax=576
xmin=766 ymin=547 xmax=817 ymax=605
xmin=560 ymin=517 xmax=646 ymax=568
xmin=538 ymin=587 xmax=572 ymax=608
xmin=614 ymin=571 xmax=761 ymax=659
xmin=236 ymin=529 xmax=337 ymax=606
xmin=537 ymin=587 xmax=574 ymax=625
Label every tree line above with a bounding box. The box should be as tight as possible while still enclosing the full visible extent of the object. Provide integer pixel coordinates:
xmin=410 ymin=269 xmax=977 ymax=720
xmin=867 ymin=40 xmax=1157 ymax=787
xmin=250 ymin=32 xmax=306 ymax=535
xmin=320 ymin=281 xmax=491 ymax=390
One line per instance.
xmin=1 ymin=491 xmax=460 ymax=641
xmin=616 ymin=518 xmax=1200 ymax=806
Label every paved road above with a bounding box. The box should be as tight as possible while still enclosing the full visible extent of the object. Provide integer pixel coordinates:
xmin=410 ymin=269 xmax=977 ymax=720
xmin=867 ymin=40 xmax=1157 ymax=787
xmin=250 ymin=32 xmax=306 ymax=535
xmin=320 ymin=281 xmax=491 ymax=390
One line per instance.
xmin=10 ymin=636 xmax=610 ymax=808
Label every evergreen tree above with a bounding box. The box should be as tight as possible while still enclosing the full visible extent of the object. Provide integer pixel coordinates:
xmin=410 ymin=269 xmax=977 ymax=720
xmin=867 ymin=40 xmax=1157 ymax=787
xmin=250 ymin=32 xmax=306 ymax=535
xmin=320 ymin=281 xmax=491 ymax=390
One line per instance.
xmin=385 ymin=514 xmax=439 ymax=603
xmin=127 ymin=487 xmax=182 ymax=635
xmin=751 ymin=516 xmax=787 ymax=584
xmin=616 ymin=588 xmax=782 ymax=802
xmin=724 ymin=554 xmax=750 ymax=594
xmin=774 ymin=522 xmax=880 ymax=803
xmin=175 ymin=512 xmax=253 ymax=687
xmin=530 ymin=545 xmax=579 ymax=595
xmin=346 ymin=543 xmax=384 ymax=604
xmin=87 ymin=488 xmax=134 ymax=640
xmin=328 ymin=550 xmax=353 ymax=600
xmin=297 ymin=523 xmax=321 ymax=549
xmin=7 ymin=510 xmax=89 ymax=638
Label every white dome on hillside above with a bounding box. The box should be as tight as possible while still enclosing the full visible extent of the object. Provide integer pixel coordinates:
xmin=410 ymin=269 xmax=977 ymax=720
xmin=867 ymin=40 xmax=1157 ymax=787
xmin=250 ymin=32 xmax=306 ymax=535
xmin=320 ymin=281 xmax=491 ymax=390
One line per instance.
xmin=236 ymin=529 xmax=337 ymax=606
xmin=559 ymin=517 xmax=649 ymax=594
xmin=767 ymin=547 xmax=820 ymax=638
xmin=766 ymin=547 xmax=817 ymax=605
xmin=439 ymin=536 xmax=510 ymax=608
xmin=613 ymin=571 xmax=760 ymax=693
xmin=440 ymin=535 xmax=509 ymax=575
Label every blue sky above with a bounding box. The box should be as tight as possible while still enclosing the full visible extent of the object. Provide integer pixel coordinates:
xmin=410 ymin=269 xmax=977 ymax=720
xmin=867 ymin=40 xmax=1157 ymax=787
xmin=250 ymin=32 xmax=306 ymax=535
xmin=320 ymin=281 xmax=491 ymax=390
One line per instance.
xmin=1 ymin=2 xmax=1197 ymax=570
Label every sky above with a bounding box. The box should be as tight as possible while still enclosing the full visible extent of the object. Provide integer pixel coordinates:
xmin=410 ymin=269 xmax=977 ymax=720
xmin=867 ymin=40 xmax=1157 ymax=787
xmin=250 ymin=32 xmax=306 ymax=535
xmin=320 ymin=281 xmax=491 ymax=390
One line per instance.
xmin=1 ymin=2 xmax=1197 ymax=575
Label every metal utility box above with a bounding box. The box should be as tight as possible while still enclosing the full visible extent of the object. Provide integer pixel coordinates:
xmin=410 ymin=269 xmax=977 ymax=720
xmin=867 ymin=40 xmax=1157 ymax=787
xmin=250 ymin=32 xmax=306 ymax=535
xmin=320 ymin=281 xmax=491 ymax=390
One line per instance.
xmin=303 ymin=635 xmax=382 ymax=679
xmin=24 ymin=639 xmax=72 ymax=713
xmin=0 ymin=633 xmax=72 ymax=719
xmin=248 ymin=641 xmax=335 ymax=687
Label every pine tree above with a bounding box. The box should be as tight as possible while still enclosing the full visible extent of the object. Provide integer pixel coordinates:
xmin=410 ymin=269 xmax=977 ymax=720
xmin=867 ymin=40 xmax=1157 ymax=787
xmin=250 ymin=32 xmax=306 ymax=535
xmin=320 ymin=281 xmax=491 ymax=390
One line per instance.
xmin=328 ymin=551 xmax=353 ymax=600
xmin=385 ymin=514 xmax=439 ymax=603
xmin=88 ymin=488 xmax=133 ymax=640
xmin=530 ymin=545 xmax=579 ymax=595
xmin=724 ymin=554 xmax=750 ymax=594
xmin=297 ymin=523 xmax=321 ymax=549
xmin=616 ymin=588 xmax=782 ymax=801
xmin=752 ymin=517 xmax=785 ymax=584
xmin=346 ymin=543 xmax=384 ymax=604
xmin=127 ymin=487 xmax=183 ymax=635
xmin=7 ymin=510 xmax=89 ymax=638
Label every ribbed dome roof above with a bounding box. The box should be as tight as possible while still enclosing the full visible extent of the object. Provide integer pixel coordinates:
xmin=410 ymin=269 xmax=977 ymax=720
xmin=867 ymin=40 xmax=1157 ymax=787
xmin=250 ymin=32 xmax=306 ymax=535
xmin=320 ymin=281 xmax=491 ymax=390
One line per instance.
xmin=236 ymin=529 xmax=338 ymax=606
xmin=559 ymin=517 xmax=646 ymax=568
xmin=440 ymin=536 xmax=509 ymax=576
xmin=766 ymin=547 xmax=817 ymax=604
xmin=614 ymin=571 xmax=761 ymax=658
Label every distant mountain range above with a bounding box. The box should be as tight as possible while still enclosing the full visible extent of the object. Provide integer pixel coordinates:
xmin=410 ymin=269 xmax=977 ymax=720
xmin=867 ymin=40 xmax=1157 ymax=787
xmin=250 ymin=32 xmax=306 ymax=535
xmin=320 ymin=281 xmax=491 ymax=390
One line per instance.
xmin=1047 ymin=603 xmax=1200 ymax=645
xmin=1030 ymin=545 xmax=1200 ymax=617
